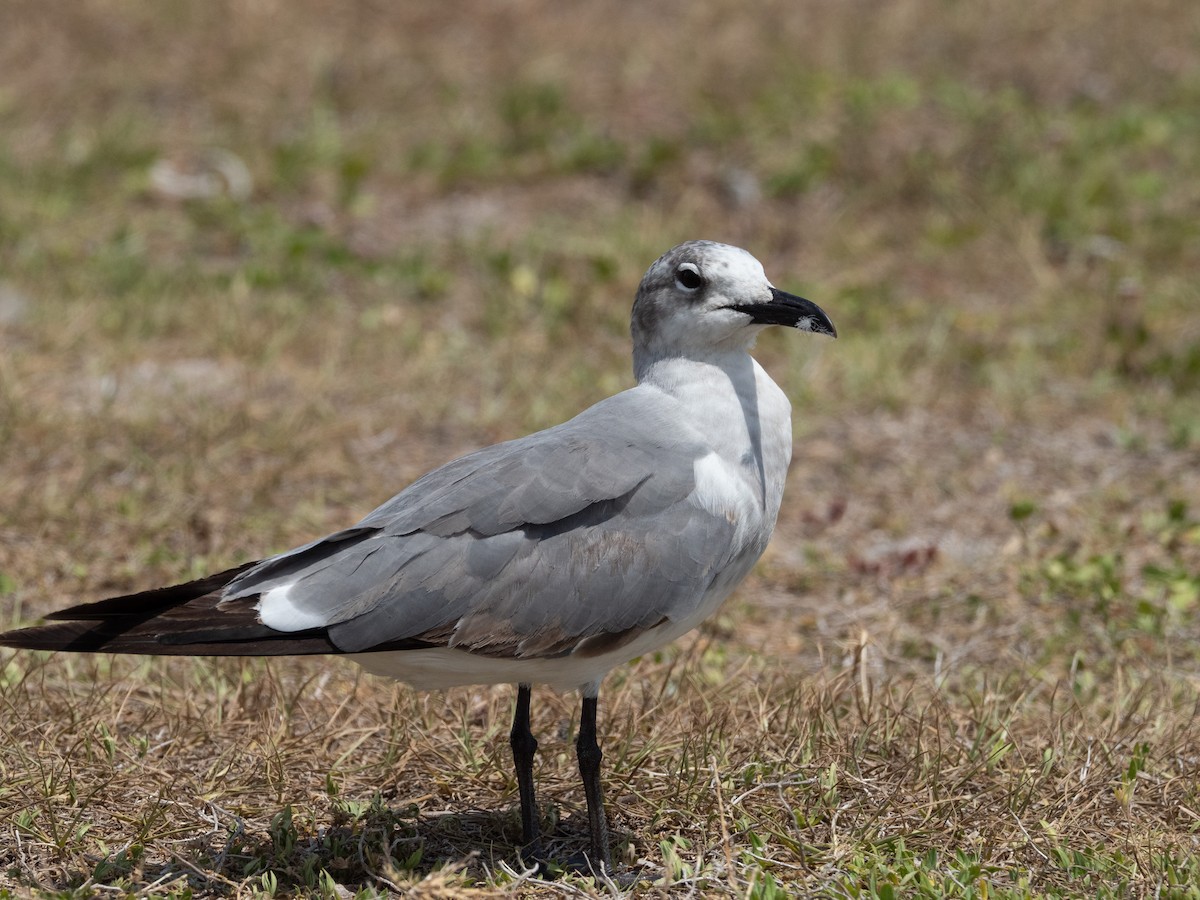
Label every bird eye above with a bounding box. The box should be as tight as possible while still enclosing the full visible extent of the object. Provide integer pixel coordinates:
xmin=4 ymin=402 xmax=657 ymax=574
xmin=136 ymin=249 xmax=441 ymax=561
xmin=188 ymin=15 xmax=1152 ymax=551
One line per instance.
xmin=675 ymin=264 xmax=704 ymax=291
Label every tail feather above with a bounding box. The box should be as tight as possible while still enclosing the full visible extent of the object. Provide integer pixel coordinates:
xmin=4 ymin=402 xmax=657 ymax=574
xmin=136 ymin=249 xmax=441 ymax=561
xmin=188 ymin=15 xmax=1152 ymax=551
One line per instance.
xmin=0 ymin=560 xmax=433 ymax=658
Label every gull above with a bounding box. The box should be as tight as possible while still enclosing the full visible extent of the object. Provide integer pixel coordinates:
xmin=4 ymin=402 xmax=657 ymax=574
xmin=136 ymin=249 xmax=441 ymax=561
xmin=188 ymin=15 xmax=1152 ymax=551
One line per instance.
xmin=0 ymin=241 xmax=835 ymax=874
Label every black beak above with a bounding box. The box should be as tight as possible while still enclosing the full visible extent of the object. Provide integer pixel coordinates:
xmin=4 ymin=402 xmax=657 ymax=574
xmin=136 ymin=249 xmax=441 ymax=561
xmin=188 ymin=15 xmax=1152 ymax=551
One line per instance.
xmin=730 ymin=288 xmax=837 ymax=338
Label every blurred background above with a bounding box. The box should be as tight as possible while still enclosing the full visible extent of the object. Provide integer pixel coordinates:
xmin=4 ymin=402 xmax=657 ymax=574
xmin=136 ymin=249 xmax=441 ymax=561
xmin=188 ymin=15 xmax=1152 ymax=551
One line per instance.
xmin=2 ymin=0 xmax=1199 ymax=894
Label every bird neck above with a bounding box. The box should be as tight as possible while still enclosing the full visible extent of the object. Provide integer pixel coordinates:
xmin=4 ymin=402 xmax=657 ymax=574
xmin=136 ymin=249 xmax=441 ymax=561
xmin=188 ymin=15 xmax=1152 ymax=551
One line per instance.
xmin=634 ymin=344 xmax=752 ymax=389
xmin=635 ymin=350 xmax=793 ymax=520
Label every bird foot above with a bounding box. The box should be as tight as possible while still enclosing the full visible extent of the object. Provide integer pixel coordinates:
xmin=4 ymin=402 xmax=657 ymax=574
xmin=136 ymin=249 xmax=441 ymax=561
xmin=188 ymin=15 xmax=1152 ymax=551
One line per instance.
xmin=514 ymin=843 xmax=607 ymax=879
xmin=561 ymin=849 xmax=608 ymax=876
xmin=523 ymin=848 xmax=637 ymax=886
xmin=561 ymin=852 xmax=640 ymax=888
xmin=515 ymin=840 xmax=549 ymax=876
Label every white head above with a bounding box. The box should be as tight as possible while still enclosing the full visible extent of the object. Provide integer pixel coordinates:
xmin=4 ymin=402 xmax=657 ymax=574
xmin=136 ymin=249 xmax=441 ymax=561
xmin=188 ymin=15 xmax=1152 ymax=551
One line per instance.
xmin=631 ymin=241 xmax=835 ymax=375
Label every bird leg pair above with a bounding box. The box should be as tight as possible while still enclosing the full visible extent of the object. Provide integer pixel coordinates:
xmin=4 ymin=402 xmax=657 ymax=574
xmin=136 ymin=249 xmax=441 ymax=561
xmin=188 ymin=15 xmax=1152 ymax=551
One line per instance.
xmin=509 ymin=682 xmax=612 ymax=875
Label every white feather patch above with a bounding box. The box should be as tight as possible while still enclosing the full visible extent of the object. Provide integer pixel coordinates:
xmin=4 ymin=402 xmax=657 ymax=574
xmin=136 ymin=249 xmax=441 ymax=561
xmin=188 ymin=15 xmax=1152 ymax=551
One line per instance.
xmin=692 ymin=452 xmax=755 ymax=530
xmin=257 ymin=583 xmax=328 ymax=632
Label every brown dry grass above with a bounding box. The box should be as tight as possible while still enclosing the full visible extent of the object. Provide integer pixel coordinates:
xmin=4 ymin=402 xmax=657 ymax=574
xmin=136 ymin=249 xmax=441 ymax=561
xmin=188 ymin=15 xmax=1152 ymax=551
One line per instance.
xmin=2 ymin=0 xmax=1200 ymax=896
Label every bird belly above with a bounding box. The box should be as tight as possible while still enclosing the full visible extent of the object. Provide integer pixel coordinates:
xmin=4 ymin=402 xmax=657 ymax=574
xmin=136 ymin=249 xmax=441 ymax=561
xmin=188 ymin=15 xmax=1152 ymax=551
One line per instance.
xmin=349 ymin=645 xmax=633 ymax=693
xmin=348 ymin=569 xmax=749 ymax=694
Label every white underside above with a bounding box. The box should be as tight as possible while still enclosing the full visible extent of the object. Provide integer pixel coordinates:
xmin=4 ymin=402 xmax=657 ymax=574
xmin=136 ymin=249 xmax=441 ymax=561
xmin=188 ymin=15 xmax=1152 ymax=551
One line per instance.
xmin=350 ymin=646 xmax=627 ymax=694
xmin=348 ymin=568 xmax=748 ymax=693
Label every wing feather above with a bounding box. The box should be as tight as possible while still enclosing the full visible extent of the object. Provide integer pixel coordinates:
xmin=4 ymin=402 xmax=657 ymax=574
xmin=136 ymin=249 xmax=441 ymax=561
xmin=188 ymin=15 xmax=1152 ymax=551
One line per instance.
xmin=240 ymin=388 xmax=740 ymax=657
xmin=5 ymin=387 xmax=744 ymax=662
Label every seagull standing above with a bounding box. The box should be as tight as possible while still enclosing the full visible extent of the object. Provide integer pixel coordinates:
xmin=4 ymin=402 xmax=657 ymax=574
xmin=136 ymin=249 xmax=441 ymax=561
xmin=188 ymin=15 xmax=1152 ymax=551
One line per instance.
xmin=0 ymin=241 xmax=836 ymax=874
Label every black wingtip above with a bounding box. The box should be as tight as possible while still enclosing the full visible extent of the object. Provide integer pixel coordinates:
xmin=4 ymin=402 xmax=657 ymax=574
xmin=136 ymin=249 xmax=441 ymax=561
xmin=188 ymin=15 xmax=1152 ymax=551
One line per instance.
xmin=0 ymin=621 xmax=127 ymax=653
xmin=42 ymin=561 xmax=259 ymax=622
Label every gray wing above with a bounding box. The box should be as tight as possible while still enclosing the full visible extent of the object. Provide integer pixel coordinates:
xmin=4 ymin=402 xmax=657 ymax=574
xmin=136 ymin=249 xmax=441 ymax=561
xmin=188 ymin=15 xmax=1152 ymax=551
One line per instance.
xmin=223 ymin=388 xmax=739 ymax=657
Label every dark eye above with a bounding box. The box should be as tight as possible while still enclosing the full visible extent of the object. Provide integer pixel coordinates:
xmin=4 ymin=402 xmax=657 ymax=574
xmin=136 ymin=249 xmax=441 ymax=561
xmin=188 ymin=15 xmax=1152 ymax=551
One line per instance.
xmin=675 ymin=264 xmax=704 ymax=291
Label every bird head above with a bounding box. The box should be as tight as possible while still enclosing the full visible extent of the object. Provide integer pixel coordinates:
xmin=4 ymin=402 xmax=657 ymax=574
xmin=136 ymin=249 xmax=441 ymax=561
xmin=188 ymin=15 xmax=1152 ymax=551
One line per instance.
xmin=631 ymin=241 xmax=835 ymax=371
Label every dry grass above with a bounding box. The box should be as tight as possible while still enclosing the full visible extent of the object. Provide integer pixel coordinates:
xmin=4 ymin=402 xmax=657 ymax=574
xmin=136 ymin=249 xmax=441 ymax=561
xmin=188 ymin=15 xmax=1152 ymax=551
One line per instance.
xmin=2 ymin=0 xmax=1200 ymax=896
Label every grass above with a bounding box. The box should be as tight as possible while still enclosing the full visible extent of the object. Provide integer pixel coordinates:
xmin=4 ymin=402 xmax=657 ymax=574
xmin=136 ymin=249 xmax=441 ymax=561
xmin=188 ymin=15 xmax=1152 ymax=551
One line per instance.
xmin=2 ymin=0 xmax=1200 ymax=895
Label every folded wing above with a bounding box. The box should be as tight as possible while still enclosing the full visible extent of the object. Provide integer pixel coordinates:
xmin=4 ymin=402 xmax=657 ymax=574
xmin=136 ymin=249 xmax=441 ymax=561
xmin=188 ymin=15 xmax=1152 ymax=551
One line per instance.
xmin=4 ymin=389 xmax=740 ymax=659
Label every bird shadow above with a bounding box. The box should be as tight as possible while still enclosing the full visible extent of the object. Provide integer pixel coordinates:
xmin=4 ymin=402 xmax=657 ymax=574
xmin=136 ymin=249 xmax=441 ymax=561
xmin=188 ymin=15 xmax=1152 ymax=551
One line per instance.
xmin=54 ymin=801 xmax=641 ymax=894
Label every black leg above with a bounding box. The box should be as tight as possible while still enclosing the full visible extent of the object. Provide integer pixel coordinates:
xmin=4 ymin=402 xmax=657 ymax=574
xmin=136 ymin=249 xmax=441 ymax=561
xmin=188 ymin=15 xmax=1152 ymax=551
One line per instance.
xmin=509 ymin=683 xmax=543 ymax=863
xmin=577 ymin=694 xmax=613 ymax=874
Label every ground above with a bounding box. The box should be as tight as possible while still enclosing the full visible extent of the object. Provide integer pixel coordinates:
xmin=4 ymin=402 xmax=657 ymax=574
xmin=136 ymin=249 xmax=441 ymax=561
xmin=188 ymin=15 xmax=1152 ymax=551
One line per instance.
xmin=1 ymin=0 xmax=1199 ymax=897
